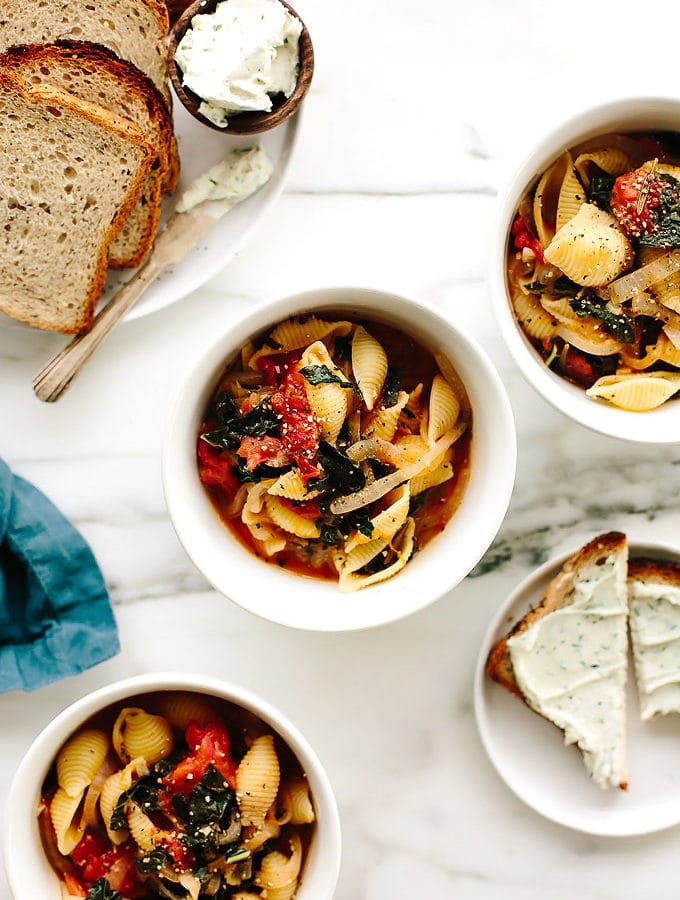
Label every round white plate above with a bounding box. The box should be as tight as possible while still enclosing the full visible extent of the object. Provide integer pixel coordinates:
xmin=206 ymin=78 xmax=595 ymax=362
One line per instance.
xmin=0 ymin=89 xmax=301 ymax=329
xmin=474 ymin=539 xmax=680 ymax=836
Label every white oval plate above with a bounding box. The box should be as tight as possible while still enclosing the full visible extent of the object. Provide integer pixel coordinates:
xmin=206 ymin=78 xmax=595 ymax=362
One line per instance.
xmin=474 ymin=539 xmax=680 ymax=836
xmin=0 ymin=90 xmax=301 ymax=329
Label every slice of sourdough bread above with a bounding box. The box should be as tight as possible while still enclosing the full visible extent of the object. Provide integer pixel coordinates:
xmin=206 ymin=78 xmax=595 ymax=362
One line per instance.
xmin=487 ymin=532 xmax=629 ymax=789
xmin=0 ymin=0 xmax=171 ymax=106
xmin=0 ymin=70 xmax=154 ymax=332
xmin=629 ymin=558 xmax=680 ymax=721
xmin=0 ymin=41 xmax=176 ymax=268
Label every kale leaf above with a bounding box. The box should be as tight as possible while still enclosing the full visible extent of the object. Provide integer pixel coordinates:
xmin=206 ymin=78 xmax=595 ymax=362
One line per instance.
xmin=640 ymin=176 xmax=680 ymax=248
xmin=201 ymin=400 xmax=281 ymax=450
xmin=588 ymin=174 xmax=615 ymax=211
xmin=524 ymin=276 xmax=581 ymax=298
xmin=214 ymin=391 xmax=238 ymax=424
xmin=318 ymin=523 xmax=342 ymax=545
xmin=87 ymin=880 xmax=122 ymax=900
xmin=569 ymin=295 xmax=635 ymax=343
xmin=381 ymin=366 xmax=401 ymax=408
xmin=135 ymin=848 xmax=173 ymax=875
xmin=310 ymin=442 xmax=365 ymax=496
xmin=172 ymin=765 xmax=241 ymax=858
xmin=299 ymin=364 xmax=354 ymax=389
xmin=233 ymin=460 xmax=292 ymax=483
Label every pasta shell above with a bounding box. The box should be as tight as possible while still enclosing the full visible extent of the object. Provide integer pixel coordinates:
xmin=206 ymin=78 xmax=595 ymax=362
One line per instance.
xmin=255 ymin=834 xmax=303 ymax=900
xmin=555 ymin=153 xmax=586 ymax=230
xmin=280 ymin=777 xmax=316 ymax=825
xmin=50 ymin=787 xmax=86 ymax=856
xmin=264 ymin=495 xmax=320 ymax=539
xmin=112 ymin=708 xmax=174 ymax=765
xmin=352 ymin=326 xmax=388 ymax=411
xmin=57 ymin=729 xmax=110 ymax=798
xmin=299 ymin=341 xmax=351 ymax=444
xmin=100 ymin=758 xmax=148 ymax=844
xmin=511 ymin=288 xmax=558 ymax=342
xmin=270 ymin=317 xmax=352 ymax=350
xmin=127 ymin=801 xmax=159 ymax=852
xmin=574 ymin=148 xmax=632 ymax=186
xmin=410 ymin=457 xmax=454 ymax=496
xmin=267 ymin=468 xmax=320 ymax=501
xmin=236 ymin=735 xmax=280 ymax=827
xmin=241 ymin=818 xmax=282 ymax=852
xmin=364 ymin=390 xmax=409 ymax=442
xmin=533 ymin=153 xmax=569 ymax=249
xmin=339 ymin=519 xmax=416 ymax=592
xmin=156 ymin=692 xmax=221 ymax=732
xmin=427 ymin=375 xmax=460 ymax=444
xmin=651 ymin=272 xmax=680 ymax=315
xmin=544 ymin=203 xmax=632 ymax=287
xmin=586 ymin=373 xmax=680 ymax=410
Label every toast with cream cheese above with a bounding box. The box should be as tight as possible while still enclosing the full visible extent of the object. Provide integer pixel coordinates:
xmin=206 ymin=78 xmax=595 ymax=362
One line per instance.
xmin=487 ymin=532 xmax=629 ymax=790
xmin=628 ymin=558 xmax=680 ymax=721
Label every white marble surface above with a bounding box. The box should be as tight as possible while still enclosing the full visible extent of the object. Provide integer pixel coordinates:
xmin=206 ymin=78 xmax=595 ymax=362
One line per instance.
xmin=3 ymin=1 xmax=680 ymax=897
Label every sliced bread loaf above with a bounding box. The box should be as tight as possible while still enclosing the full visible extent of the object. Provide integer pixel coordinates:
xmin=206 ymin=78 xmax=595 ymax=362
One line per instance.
xmin=0 ymin=0 xmax=171 ymax=105
xmin=487 ymin=532 xmax=629 ymax=789
xmin=0 ymin=69 xmax=155 ymax=332
xmin=0 ymin=41 xmax=176 ymax=268
xmin=628 ymin=558 xmax=680 ymax=721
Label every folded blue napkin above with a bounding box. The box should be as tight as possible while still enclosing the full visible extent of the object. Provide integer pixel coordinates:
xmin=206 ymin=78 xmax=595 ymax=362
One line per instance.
xmin=0 ymin=459 xmax=119 ymax=692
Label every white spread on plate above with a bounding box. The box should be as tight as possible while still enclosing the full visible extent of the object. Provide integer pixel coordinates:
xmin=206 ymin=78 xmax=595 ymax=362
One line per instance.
xmin=175 ymin=0 xmax=302 ymax=128
xmin=508 ymin=551 xmax=628 ymax=788
xmin=629 ymin=578 xmax=680 ymax=719
xmin=176 ymin=146 xmax=274 ymax=213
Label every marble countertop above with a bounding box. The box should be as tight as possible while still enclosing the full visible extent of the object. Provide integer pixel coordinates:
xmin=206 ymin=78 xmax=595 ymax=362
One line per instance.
xmin=3 ymin=1 xmax=680 ymax=897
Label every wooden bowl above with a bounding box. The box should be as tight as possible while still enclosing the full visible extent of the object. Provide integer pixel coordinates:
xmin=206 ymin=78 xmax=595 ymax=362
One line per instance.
xmin=168 ymin=0 xmax=314 ymax=135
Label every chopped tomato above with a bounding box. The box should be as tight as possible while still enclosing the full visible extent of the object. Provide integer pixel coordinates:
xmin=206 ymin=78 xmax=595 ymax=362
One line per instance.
xmin=71 ymin=831 xmax=145 ymax=898
xmin=237 ymin=435 xmax=291 ymax=470
xmin=511 ymin=214 xmax=544 ymax=263
xmin=197 ymin=438 xmax=239 ymax=493
xmin=563 ymin=347 xmax=596 ymax=386
xmin=164 ymin=721 xmax=237 ymax=794
xmin=256 ymin=351 xmax=301 ymax=386
xmin=610 ymin=165 xmax=667 ymax=237
xmin=270 ymin=371 xmax=321 ymax=481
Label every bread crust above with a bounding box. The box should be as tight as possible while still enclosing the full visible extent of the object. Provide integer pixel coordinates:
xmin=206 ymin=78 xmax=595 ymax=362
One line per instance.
xmin=628 ymin=557 xmax=680 ymax=584
xmin=487 ymin=532 xmax=628 ymax=696
xmin=0 ymin=68 xmax=155 ymax=332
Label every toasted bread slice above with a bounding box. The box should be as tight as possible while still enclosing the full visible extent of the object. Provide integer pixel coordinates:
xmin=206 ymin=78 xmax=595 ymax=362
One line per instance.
xmin=629 ymin=557 xmax=680 ymax=720
xmin=0 ymin=0 xmax=171 ymax=105
xmin=487 ymin=532 xmax=629 ymax=789
xmin=0 ymin=41 xmax=176 ymax=268
xmin=0 ymin=69 xmax=154 ymax=332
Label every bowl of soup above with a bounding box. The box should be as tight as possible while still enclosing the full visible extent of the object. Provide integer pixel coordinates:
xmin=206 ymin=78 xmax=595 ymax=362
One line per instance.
xmin=162 ymin=286 xmax=516 ymax=630
xmin=4 ymin=673 xmax=341 ymax=900
xmin=490 ymin=96 xmax=680 ymax=442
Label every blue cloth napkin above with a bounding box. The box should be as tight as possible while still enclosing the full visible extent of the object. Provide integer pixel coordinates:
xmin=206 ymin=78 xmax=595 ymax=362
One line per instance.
xmin=0 ymin=459 xmax=119 ymax=692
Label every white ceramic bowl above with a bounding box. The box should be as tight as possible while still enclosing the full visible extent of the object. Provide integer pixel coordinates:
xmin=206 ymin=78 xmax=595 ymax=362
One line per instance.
xmin=162 ymin=286 xmax=517 ymax=631
xmin=4 ymin=673 xmax=341 ymax=900
xmin=490 ymin=96 xmax=680 ymax=443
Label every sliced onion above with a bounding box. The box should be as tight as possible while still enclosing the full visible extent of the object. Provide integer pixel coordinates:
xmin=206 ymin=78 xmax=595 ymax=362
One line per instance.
xmin=602 ymin=250 xmax=680 ymax=306
xmin=346 ymin=439 xmax=378 ymax=462
xmin=555 ymin=324 xmax=621 ymax=356
xmin=330 ymin=424 xmax=467 ymax=515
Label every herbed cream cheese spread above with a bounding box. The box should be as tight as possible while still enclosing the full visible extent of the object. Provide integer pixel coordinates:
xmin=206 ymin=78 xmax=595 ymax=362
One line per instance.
xmin=176 ymin=146 xmax=274 ymax=213
xmin=629 ymin=578 xmax=680 ymax=720
xmin=175 ymin=0 xmax=302 ymax=128
xmin=508 ymin=550 xmax=628 ymax=789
